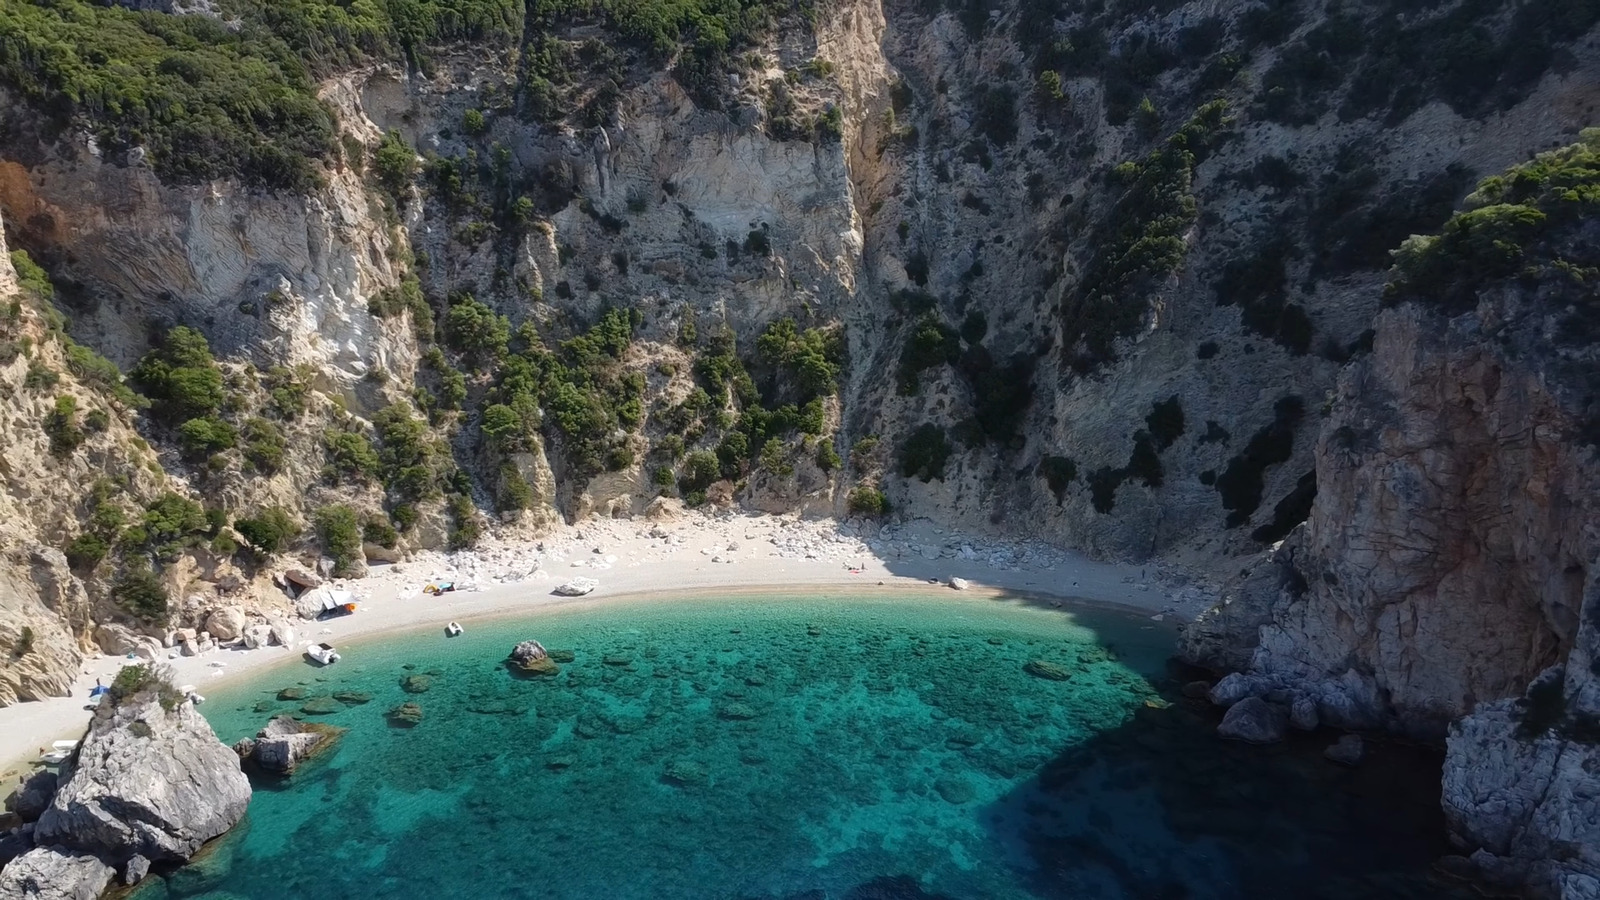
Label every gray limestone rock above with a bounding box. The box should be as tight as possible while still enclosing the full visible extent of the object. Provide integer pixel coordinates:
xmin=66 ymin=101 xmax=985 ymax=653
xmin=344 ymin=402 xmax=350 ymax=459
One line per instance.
xmin=32 ymin=686 xmax=250 ymax=866
xmin=5 ymin=771 xmax=58 ymax=823
xmin=1217 ymin=697 xmax=1288 ymax=744
xmin=234 ymin=716 xmax=333 ymax=774
xmin=123 ymin=853 xmax=150 ymax=885
xmin=203 ymin=607 xmax=246 ymax=642
xmin=0 ymin=847 xmax=114 ymax=900
xmin=1290 ymin=695 xmax=1320 ymax=731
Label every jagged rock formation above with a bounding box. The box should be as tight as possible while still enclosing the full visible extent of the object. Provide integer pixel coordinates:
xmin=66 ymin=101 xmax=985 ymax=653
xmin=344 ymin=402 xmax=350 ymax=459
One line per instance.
xmin=1181 ymin=132 xmax=1600 ymax=897
xmin=0 ymin=847 xmax=114 ymax=900
xmin=234 ymin=715 xmax=340 ymax=774
xmin=28 ymin=677 xmax=250 ymax=874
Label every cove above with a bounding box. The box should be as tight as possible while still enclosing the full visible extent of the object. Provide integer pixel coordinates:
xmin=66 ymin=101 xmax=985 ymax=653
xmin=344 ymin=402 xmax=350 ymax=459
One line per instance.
xmin=131 ymin=591 xmax=1469 ymax=899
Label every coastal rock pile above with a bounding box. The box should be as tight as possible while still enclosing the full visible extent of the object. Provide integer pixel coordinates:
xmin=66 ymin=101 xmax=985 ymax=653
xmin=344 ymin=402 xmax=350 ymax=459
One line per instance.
xmin=234 ymin=716 xmax=340 ymax=774
xmin=508 ymin=640 xmax=559 ymax=676
xmin=0 ymin=666 xmax=251 ymax=895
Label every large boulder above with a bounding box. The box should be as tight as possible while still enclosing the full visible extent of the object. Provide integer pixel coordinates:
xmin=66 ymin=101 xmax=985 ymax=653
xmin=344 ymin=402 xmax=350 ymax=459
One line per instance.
xmin=204 ymin=608 xmax=247 ymax=643
xmin=5 ymin=771 xmax=58 ymax=823
xmin=0 ymin=846 xmax=114 ymax=900
xmin=32 ymin=672 xmax=250 ymax=866
xmin=241 ymin=624 xmax=273 ymax=650
xmin=1217 ymin=697 xmax=1289 ymax=744
xmin=508 ymin=640 xmax=558 ymax=676
xmin=234 ymin=716 xmax=338 ymax=774
xmin=267 ymin=619 xmax=296 ymax=648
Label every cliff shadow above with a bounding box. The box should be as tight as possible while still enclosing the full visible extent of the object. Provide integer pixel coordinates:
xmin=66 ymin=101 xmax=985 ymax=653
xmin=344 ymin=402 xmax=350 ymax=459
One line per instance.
xmin=973 ymin=680 xmax=1476 ymax=900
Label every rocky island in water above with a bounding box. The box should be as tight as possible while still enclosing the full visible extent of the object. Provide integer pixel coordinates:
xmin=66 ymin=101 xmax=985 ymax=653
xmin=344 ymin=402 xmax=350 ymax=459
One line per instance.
xmin=1 ymin=0 xmax=1598 ymax=896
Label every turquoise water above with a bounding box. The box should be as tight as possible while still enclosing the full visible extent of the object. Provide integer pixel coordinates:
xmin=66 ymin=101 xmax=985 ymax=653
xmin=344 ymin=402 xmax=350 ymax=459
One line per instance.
xmin=130 ymin=591 xmax=1468 ymax=900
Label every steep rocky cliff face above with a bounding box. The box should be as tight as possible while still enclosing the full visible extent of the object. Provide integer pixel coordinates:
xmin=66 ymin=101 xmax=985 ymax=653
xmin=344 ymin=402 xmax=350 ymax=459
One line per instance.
xmin=1180 ymin=131 xmax=1600 ymax=897
xmin=1 ymin=0 xmax=1598 ymax=894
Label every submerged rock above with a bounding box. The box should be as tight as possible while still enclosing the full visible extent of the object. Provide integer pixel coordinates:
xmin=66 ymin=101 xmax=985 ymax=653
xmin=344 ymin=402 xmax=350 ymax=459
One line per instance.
xmin=299 ymin=697 xmax=340 ymax=715
xmin=662 ymin=760 xmax=707 ymax=786
xmin=33 ymin=676 xmax=250 ymax=867
xmin=718 ymin=702 xmax=759 ymax=720
xmin=547 ymin=649 xmax=576 ymax=663
xmin=400 ymin=674 xmax=433 ymax=694
xmin=234 ymin=716 xmax=340 ymax=774
xmin=276 ymin=687 xmax=307 ymax=701
xmin=388 ymin=703 xmax=424 ymax=727
xmin=1023 ymin=660 xmax=1073 ymax=681
xmin=934 ymin=777 xmax=975 ymax=805
xmin=1324 ymin=734 xmax=1365 ymax=767
xmin=507 ymin=641 xmax=560 ymax=676
xmin=332 ymin=691 xmax=372 ymax=705
xmin=1217 ymin=697 xmax=1289 ymax=744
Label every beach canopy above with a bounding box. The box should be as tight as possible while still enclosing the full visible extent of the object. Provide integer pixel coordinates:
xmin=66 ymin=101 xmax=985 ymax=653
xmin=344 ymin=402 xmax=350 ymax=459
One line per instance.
xmin=321 ymin=589 xmax=354 ymax=611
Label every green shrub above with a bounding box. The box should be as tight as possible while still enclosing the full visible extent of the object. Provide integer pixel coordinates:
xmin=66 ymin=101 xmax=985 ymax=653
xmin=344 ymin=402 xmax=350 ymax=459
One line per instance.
xmin=107 ymin=661 xmax=184 ymax=710
xmin=846 ymin=486 xmax=890 ymax=516
xmin=374 ymin=130 xmax=419 ymax=197
xmin=462 ymin=108 xmax=488 ymax=136
xmin=44 ymin=395 xmax=85 ymax=456
xmin=241 ymin=417 xmax=287 ymax=473
xmin=64 ymin=340 xmax=142 ymax=408
xmin=851 ymin=435 xmax=880 ymax=470
xmin=900 ymin=423 xmax=952 ymax=482
xmin=1145 ymin=396 xmax=1185 ymax=450
xmin=1216 ymin=396 xmax=1304 ymax=527
xmin=362 ymin=514 xmax=400 ymax=549
xmin=495 ymin=462 xmax=536 ymax=512
xmin=10 ymin=250 xmax=54 ymax=303
xmin=24 ymin=360 xmax=58 ymax=391
xmin=755 ymin=319 xmax=844 ymax=400
xmin=443 ymin=296 xmax=510 ymax=366
xmin=816 ymin=440 xmax=841 ymax=472
xmin=324 ymin=430 xmax=381 ymax=483
xmin=112 ymin=563 xmax=169 ymax=625
xmin=65 ymin=533 xmax=110 ymax=572
xmin=653 ymin=465 xmax=676 ymax=487
xmin=759 ymin=439 xmax=793 ymax=476
xmin=898 ymin=313 xmax=961 ymax=394
xmin=235 ymin=507 xmax=298 ymax=557
xmin=314 ymin=505 xmax=364 ymax=576
xmin=679 ymin=450 xmax=721 ymax=493
xmin=1062 ymin=100 xmax=1229 ymax=372
xmin=177 ymin=416 xmax=238 ymax=458
xmin=14 ymin=626 xmax=34 ymax=658
xmin=1038 ymin=455 xmax=1077 ymax=501
xmin=139 ymin=493 xmax=209 ymax=559
xmin=446 ymin=494 xmax=481 ymax=550
xmin=130 ymin=327 xmax=224 ymax=424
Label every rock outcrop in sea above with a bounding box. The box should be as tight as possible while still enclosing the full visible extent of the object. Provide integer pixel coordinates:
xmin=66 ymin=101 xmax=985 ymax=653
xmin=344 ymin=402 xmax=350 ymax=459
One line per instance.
xmin=0 ymin=666 xmax=251 ymax=896
xmin=234 ymin=715 xmax=341 ymax=775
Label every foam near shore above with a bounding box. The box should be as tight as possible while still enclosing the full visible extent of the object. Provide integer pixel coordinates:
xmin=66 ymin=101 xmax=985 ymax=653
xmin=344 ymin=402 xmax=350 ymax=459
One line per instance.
xmin=0 ymin=513 xmax=1211 ymax=782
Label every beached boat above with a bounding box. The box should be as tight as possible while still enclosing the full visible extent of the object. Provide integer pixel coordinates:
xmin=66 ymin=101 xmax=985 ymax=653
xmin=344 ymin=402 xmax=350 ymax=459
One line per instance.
xmin=38 ymin=739 xmax=80 ymax=765
xmin=305 ymin=643 xmax=341 ymax=666
xmin=446 ymin=622 xmax=463 ymax=637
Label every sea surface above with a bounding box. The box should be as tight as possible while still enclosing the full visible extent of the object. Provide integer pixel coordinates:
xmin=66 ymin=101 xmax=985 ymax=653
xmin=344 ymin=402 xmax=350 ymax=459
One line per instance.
xmin=132 ymin=590 xmax=1470 ymax=900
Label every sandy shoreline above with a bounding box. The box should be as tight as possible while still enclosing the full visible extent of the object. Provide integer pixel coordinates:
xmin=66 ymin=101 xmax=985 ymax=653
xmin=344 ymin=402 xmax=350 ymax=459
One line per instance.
xmin=0 ymin=513 xmax=1211 ymax=786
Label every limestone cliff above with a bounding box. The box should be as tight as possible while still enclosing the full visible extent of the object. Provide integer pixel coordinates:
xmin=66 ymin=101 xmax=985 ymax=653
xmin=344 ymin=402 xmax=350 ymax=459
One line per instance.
xmin=1180 ymin=132 xmax=1600 ymax=897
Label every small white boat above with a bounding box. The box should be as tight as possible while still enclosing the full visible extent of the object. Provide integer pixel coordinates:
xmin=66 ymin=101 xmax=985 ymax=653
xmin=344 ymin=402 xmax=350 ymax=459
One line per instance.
xmin=305 ymin=643 xmax=341 ymax=666
xmin=445 ymin=622 xmax=463 ymax=637
xmin=38 ymin=740 xmax=79 ymax=766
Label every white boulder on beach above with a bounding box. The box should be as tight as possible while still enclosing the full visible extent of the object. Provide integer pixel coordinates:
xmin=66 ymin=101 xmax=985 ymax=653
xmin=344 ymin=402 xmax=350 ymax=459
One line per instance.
xmin=553 ymin=577 xmax=599 ymax=597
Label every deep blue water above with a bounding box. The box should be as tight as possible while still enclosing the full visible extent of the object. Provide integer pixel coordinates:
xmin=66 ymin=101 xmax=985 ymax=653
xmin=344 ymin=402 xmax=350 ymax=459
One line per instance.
xmin=130 ymin=591 xmax=1468 ymax=900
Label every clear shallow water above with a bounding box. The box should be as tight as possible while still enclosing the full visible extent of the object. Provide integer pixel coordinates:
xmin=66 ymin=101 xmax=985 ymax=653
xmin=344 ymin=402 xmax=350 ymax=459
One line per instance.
xmin=131 ymin=591 xmax=1468 ymax=900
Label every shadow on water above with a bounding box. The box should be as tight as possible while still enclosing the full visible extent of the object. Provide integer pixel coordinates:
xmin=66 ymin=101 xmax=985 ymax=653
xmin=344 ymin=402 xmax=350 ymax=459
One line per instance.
xmin=977 ymin=677 xmax=1475 ymax=900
